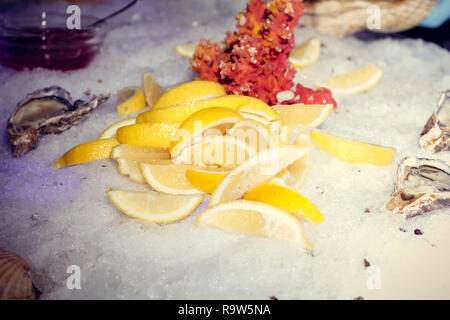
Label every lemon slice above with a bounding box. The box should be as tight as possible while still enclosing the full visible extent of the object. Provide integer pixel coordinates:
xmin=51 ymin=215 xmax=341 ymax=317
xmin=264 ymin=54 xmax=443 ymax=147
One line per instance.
xmin=152 ymin=80 xmax=226 ymax=110
xmin=142 ymin=72 xmax=164 ymax=107
xmin=140 ymin=162 xmax=202 ymax=195
xmin=174 ymin=43 xmax=197 ymax=58
xmin=227 ymin=118 xmax=277 ymax=152
xmin=107 ymin=189 xmax=204 ymax=223
xmin=311 ymin=130 xmax=396 ymax=166
xmin=314 ymin=66 xmax=383 ymax=94
xmin=196 ymin=200 xmax=312 ymax=248
xmin=170 ymin=107 xmax=243 ymax=158
xmin=210 ymin=145 xmax=311 ymax=206
xmin=54 ymin=138 xmax=119 ymax=169
xmin=244 ymin=183 xmax=324 ymax=225
xmin=111 ymin=144 xmax=170 ymax=161
xmin=116 ymin=158 xmax=146 ymax=184
xmin=98 ymin=118 xmax=137 ymax=139
xmin=140 ymin=94 xmax=277 ymax=123
xmin=116 ymin=86 xmax=146 ymax=116
xmin=289 ymin=37 xmax=321 ymax=69
xmin=272 ymin=104 xmax=333 ymax=127
xmin=116 ymin=122 xmax=180 ymax=148
xmin=174 ymin=135 xmax=256 ymax=167
xmin=185 ymin=168 xmax=228 ymax=193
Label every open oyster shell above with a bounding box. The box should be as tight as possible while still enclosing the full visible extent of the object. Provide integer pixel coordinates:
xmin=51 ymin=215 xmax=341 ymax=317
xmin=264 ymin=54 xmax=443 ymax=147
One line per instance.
xmin=419 ymin=90 xmax=450 ymax=154
xmin=7 ymin=86 xmax=109 ymax=157
xmin=0 ymin=250 xmax=36 ymax=300
xmin=386 ymin=157 xmax=450 ymax=218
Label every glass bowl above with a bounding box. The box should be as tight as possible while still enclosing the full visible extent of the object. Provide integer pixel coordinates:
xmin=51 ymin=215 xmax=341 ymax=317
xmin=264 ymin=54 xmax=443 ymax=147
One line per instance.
xmin=0 ymin=12 xmax=106 ymax=71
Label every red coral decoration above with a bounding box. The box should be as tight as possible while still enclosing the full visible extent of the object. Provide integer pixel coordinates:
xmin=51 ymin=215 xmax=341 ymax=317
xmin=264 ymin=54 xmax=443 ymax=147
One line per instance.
xmin=191 ymin=0 xmax=336 ymax=108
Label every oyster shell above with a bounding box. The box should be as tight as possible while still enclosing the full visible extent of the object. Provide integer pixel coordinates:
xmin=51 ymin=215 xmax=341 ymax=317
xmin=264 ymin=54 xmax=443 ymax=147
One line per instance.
xmin=386 ymin=157 xmax=450 ymax=218
xmin=7 ymin=86 xmax=109 ymax=157
xmin=419 ymin=90 xmax=450 ymax=153
xmin=0 ymin=250 xmax=36 ymax=300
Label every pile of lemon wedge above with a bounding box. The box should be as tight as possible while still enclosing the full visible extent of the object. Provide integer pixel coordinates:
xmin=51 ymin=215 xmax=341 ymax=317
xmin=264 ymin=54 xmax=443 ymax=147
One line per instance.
xmin=53 ymin=49 xmax=393 ymax=249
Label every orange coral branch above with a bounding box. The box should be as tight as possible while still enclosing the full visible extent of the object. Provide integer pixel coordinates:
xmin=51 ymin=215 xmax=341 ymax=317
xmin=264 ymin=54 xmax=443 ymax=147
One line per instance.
xmin=191 ymin=0 xmax=336 ymax=107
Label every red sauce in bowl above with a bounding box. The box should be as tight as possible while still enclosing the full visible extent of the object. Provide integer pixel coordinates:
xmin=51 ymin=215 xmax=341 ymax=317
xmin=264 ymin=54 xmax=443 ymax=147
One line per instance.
xmin=0 ymin=13 xmax=105 ymax=71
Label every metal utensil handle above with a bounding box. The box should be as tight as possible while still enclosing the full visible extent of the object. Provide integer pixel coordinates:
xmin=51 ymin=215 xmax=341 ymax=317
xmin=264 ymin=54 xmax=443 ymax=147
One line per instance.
xmin=88 ymin=0 xmax=138 ymax=27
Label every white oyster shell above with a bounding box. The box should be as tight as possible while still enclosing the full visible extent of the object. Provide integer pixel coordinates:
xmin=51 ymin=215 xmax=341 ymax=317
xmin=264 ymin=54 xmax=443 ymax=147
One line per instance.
xmin=386 ymin=157 xmax=450 ymax=218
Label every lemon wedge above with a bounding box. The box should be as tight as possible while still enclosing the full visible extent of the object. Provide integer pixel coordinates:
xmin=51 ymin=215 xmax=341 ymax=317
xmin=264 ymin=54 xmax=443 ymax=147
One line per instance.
xmin=239 ymin=112 xmax=271 ymax=125
xmin=115 ymin=158 xmax=146 ymax=184
xmin=233 ymin=96 xmax=279 ymax=121
xmin=270 ymin=132 xmax=311 ymax=190
xmin=185 ymin=168 xmax=228 ymax=194
xmin=112 ymin=145 xmax=171 ymax=184
xmin=272 ymin=104 xmax=333 ymax=127
xmin=116 ymin=86 xmax=146 ymax=116
xmin=174 ymin=135 xmax=256 ymax=168
xmin=142 ymin=72 xmax=164 ymax=107
xmin=135 ymin=111 xmax=157 ymax=124
xmin=311 ymin=130 xmax=396 ymax=166
xmin=116 ymin=122 xmax=180 ymax=148
xmin=107 ymin=189 xmax=204 ymax=223
xmin=136 ymin=100 xmax=217 ymax=123
xmin=54 ymin=138 xmax=119 ymax=169
xmin=111 ymin=144 xmax=170 ymax=162
xmin=196 ymin=200 xmax=312 ymax=248
xmin=314 ymin=66 xmax=383 ymax=94
xmin=152 ymin=80 xmax=226 ymax=110
xmin=174 ymin=43 xmax=197 ymax=58
xmin=289 ymin=38 xmax=321 ymax=69
xmin=210 ymin=145 xmax=311 ymax=206
xmin=98 ymin=118 xmax=137 ymax=139
xmin=170 ymin=107 xmax=243 ymax=158
xmin=140 ymin=161 xmax=202 ymax=195
xmin=277 ymin=122 xmax=292 ymax=145
xmin=139 ymin=94 xmax=277 ymax=123
xmin=244 ymin=183 xmax=324 ymax=225
xmin=211 ymin=95 xmax=278 ymax=121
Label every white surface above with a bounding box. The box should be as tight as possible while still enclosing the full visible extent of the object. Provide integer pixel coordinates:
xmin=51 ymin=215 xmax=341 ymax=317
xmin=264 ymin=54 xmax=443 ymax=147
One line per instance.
xmin=0 ymin=0 xmax=450 ymax=299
